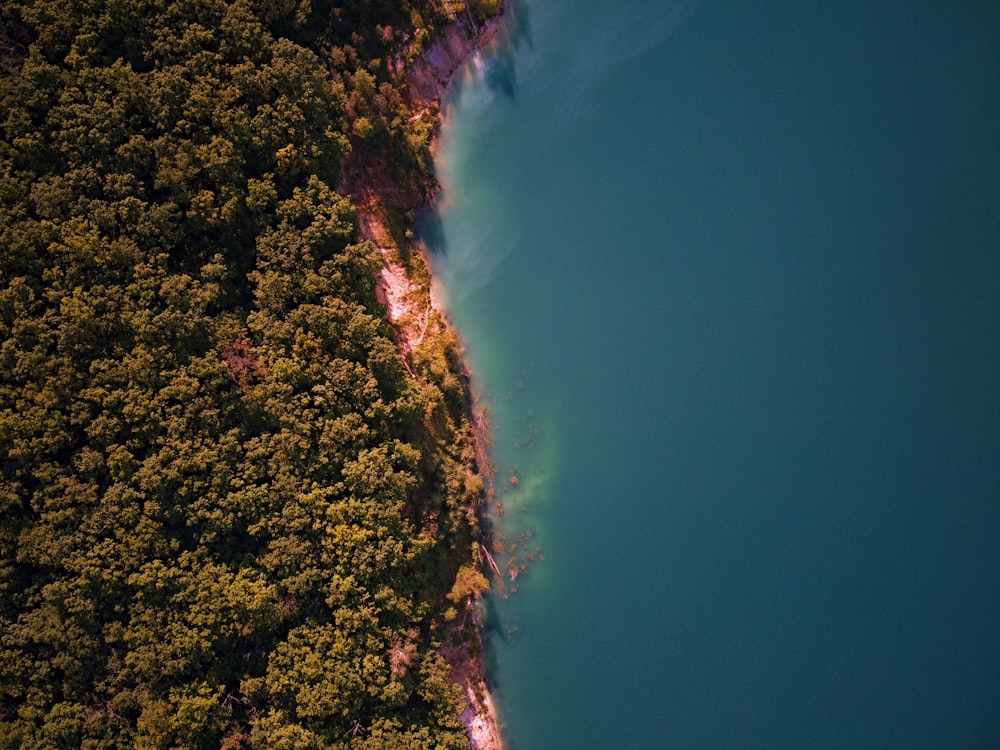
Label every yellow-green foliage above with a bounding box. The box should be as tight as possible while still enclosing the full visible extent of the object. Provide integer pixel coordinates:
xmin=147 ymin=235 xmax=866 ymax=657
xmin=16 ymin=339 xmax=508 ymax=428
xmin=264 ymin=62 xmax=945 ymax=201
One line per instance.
xmin=475 ymin=0 xmax=502 ymax=22
xmin=0 ymin=0 xmax=492 ymax=746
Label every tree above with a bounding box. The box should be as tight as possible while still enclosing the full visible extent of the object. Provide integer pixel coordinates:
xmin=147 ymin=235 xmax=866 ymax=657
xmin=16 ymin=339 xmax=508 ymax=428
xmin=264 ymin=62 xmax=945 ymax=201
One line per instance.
xmin=0 ymin=0 xmax=492 ymax=745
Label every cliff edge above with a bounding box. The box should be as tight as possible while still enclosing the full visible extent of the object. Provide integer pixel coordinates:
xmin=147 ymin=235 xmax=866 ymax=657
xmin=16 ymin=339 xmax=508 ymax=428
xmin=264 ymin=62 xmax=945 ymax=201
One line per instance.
xmin=348 ymin=6 xmax=508 ymax=750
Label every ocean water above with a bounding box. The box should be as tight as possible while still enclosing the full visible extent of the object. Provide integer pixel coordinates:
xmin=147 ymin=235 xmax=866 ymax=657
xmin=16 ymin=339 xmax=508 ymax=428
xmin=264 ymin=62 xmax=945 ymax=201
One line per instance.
xmin=425 ymin=1 xmax=1000 ymax=747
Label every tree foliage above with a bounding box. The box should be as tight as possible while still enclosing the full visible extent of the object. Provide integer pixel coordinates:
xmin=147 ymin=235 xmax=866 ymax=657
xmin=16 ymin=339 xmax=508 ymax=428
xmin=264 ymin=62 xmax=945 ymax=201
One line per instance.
xmin=0 ymin=1 xmax=488 ymax=746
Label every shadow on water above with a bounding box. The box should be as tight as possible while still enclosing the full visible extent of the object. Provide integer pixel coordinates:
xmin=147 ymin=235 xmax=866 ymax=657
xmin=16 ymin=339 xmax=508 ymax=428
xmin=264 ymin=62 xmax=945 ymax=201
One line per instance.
xmin=417 ymin=0 xmax=538 ymax=259
xmin=482 ymin=52 xmax=516 ymax=99
xmin=417 ymin=1 xmax=531 ymax=255
xmin=481 ymin=593 xmax=506 ymax=645
xmin=482 ymin=0 xmax=535 ymax=99
xmin=448 ymin=0 xmax=533 ymax=106
xmin=505 ymin=0 xmax=534 ymax=51
xmin=478 ymin=596 xmax=517 ymax=749
xmin=416 ymin=204 xmax=447 ymax=256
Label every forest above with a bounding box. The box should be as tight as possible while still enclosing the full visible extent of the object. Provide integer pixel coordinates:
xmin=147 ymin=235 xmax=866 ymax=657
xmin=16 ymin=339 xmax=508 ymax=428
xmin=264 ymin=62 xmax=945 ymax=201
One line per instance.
xmin=0 ymin=1 xmax=496 ymax=747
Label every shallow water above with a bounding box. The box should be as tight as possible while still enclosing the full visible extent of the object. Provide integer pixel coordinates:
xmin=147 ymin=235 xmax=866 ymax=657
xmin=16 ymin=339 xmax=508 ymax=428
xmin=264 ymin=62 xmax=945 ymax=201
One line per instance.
xmin=427 ymin=1 xmax=1000 ymax=747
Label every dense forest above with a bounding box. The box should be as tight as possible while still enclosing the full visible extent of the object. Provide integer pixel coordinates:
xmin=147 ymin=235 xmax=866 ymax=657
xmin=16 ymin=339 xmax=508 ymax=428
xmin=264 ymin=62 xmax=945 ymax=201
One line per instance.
xmin=0 ymin=1 xmax=497 ymax=747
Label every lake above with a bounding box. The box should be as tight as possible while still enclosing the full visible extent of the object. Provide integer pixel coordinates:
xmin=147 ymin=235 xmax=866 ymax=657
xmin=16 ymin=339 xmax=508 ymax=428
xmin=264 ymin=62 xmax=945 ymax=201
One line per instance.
xmin=426 ymin=1 xmax=1000 ymax=747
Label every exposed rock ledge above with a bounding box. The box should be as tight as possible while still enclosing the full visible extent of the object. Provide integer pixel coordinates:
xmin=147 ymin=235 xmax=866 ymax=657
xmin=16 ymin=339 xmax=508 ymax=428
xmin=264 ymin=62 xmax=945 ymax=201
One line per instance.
xmin=404 ymin=10 xmax=502 ymax=107
xmin=349 ymin=7 xmax=508 ymax=750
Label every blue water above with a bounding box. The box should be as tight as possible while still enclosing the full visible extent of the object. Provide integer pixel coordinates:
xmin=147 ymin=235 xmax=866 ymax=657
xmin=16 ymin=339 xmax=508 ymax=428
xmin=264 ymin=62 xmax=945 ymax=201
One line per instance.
xmin=426 ymin=1 xmax=1000 ymax=747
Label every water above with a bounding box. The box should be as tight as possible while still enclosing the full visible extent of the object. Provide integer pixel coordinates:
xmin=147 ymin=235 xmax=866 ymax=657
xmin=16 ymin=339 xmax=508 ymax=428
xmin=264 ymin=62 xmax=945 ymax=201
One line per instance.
xmin=425 ymin=1 xmax=1000 ymax=747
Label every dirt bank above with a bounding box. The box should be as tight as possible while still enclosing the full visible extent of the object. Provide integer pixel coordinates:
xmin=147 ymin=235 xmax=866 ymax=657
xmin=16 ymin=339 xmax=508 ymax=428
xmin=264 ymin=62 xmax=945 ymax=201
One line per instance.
xmin=349 ymin=6 xmax=509 ymax=749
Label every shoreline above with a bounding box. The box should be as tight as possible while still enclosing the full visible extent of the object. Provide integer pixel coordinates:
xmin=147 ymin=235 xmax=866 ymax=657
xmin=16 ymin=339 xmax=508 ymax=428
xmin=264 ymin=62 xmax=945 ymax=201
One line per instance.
xmin=349 ymin=6 xmax=508 ymax=749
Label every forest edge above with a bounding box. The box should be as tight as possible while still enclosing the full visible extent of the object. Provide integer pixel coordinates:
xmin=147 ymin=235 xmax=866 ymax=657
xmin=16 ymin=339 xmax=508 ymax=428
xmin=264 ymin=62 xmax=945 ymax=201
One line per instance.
xmin=340 ymin=6 xmax=508 ymax=750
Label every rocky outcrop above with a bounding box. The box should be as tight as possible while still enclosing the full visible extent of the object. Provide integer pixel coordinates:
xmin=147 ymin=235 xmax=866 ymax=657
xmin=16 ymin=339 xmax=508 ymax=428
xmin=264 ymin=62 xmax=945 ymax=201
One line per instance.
xmin=352 ymin=6 xmax=509 ymax=750
xmin=406 ymin=13 xmax=502 ymax=107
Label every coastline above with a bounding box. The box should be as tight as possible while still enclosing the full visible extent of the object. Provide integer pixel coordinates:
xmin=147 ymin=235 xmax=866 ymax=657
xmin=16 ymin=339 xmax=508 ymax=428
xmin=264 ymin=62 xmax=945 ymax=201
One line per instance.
xmin=347 ymin=6 xmax=508 ymax=750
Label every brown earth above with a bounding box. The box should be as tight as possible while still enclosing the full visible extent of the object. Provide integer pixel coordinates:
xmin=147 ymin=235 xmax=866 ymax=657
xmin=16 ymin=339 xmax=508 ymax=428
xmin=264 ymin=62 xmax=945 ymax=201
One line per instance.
xmin=346 ymin=7 xmax=509 ymax=750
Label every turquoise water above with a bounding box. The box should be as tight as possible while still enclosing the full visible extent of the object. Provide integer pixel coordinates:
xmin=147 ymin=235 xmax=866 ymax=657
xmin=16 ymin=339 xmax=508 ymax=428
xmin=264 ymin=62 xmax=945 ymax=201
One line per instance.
xmin=426 ymin=1 xmax=1000 ymax=747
